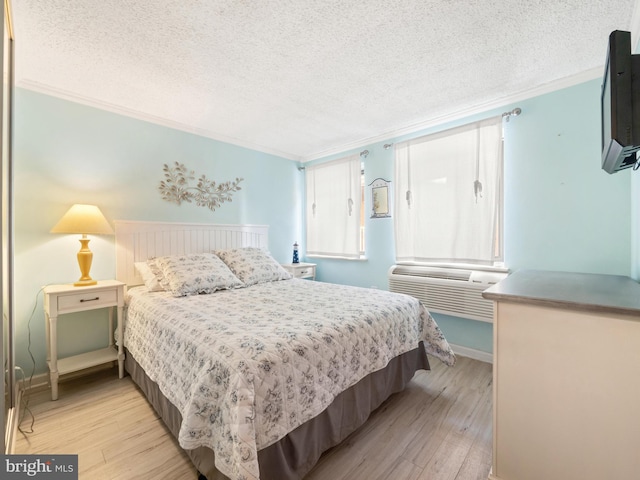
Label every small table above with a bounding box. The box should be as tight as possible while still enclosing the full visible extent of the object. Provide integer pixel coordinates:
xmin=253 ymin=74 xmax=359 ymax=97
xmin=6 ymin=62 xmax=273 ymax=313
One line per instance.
xmin=281 ymin=262 xmax=316 ymax=280
xmin=43 ymin=280 xmax=126 ymax=400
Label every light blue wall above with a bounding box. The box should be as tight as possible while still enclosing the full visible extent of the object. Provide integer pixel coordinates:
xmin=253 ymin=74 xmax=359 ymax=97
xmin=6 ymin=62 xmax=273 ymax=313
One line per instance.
xmin=504 ymin=80 xmax=630 ymax=274
xmin=307 ymin=78 xmax=632 ymax=354
xmin=13 ymin=76 xmax=634 ymax=374
xmin=14 ymin=88 xmax=301 ymax=376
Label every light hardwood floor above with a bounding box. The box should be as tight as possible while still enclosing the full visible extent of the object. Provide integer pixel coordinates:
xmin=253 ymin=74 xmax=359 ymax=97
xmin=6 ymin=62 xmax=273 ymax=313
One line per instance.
xmin=16 ymin=355 xmax=492 ymax=480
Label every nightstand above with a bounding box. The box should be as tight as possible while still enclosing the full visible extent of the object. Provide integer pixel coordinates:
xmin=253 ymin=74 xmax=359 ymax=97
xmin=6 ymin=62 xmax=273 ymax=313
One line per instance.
xmin=43 ymin=280 xmax=126 ymax=400
xmin=281 ymin=262 xmax=316 ymax=280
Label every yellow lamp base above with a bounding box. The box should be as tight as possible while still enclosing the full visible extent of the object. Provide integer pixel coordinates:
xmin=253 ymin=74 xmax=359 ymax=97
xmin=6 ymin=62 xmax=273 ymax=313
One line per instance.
xmin=74 ymin=236 xmax=97 ymax=287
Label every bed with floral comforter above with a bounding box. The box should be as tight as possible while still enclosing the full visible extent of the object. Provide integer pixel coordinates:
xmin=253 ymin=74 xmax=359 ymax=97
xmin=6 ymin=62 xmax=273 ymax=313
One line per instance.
xmin=125 ymin=275 xmax=454 ymax=480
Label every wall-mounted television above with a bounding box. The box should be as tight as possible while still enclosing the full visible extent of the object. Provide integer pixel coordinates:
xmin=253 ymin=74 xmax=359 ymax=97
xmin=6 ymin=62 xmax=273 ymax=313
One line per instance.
xmin=601 ymin=30 xmax=640 ymax=174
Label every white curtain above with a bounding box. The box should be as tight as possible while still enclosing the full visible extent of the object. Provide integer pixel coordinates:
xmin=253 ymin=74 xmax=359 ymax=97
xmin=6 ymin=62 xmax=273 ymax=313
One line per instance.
xmin=306 ymin=154 xmax=361 ymax=258
xmin=394 ymin=116 xmax=503 ymax=265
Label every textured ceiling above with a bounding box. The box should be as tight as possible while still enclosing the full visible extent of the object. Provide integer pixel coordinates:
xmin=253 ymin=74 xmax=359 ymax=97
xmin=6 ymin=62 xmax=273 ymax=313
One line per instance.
xmin=11 ymin=0 xmax=640 ymax=161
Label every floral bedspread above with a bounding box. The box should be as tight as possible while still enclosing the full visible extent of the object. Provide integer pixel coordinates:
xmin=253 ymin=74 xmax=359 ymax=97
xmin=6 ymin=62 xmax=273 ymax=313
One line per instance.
xmin=124 ymin=279 xmax=455 ymax=480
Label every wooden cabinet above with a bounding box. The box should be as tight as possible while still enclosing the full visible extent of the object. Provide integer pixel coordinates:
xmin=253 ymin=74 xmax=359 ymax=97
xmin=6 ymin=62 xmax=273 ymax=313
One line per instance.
xmin=483 ymin=270 xmax=640 ymax=480
xmin=43 ymin=280 xmax=126 ymax=400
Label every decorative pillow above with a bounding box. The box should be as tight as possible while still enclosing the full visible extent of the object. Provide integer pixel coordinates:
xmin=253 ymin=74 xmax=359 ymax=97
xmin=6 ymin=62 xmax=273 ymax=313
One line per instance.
xmin=152 ymin=253 xmax=244 ymax=297
xmin=134 ymin=261 xmax=165 ymax=292
xmin=215 ymin=247 xmax=292 ymax=286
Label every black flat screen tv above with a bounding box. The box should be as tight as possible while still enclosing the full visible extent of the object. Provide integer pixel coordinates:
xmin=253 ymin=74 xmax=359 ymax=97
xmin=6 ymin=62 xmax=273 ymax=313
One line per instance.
xmin=601 ymin=30 xmax=640 ymax=173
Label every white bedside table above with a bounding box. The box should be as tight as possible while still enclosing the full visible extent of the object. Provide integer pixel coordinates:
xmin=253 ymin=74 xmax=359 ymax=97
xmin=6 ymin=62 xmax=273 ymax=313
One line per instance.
xmin=43 ymin=280 xmax=126 ymax=400
xmin=281 ymin=262 xmax=316 ymax=280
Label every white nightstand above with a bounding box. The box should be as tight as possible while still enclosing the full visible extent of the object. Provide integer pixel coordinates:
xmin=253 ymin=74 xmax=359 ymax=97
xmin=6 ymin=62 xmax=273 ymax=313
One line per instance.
xmin=281 ymin=262 xmax=316 ymax=280
xmin=43 ymin=280 xmax=126 ymax=400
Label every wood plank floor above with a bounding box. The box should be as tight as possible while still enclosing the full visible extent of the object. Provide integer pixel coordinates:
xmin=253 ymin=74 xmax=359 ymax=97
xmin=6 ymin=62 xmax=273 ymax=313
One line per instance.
xmin=15 ymin=355 xmax=492 ymax=480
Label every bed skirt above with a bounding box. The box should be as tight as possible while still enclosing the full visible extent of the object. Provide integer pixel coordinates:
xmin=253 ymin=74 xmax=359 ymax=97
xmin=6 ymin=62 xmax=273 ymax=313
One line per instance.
xmin=125 ymin=343 xmax=430 ymax=480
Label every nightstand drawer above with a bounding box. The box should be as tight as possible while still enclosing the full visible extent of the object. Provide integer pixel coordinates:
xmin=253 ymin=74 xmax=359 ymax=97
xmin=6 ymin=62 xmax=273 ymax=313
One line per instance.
xmin=292 ymin=267 xmax=314 ymax=278
xmin=281 ymin=262 xmax=316 ymax=280
xmin=57 ymin=289 xmax=118 ymax=313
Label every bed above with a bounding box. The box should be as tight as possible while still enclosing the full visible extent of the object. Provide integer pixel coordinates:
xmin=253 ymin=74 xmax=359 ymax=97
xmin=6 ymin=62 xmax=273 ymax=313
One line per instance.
xmin=115 ymin=221 xmax=455 ymax=480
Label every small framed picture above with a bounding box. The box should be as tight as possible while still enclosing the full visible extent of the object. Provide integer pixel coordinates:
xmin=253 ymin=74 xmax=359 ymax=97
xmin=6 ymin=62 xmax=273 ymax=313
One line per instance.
xmin=369 ymin=178 xmax=391 ymax=218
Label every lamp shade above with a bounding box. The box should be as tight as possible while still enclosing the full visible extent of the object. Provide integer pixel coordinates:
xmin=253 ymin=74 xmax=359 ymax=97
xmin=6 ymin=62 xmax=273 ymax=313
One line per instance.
xmin=50 ymin=204 xmax=114 ymax=235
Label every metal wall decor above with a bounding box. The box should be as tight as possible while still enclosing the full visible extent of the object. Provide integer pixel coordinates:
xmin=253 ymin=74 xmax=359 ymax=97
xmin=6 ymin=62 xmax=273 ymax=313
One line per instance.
xmin=369 ymin=177 xmax=391 ymax=218
xmin=159 ymin=162 xmax=244 ymax=212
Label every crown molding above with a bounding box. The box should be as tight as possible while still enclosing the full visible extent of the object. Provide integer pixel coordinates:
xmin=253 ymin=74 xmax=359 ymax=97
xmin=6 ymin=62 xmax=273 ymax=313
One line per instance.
xmin=18 ymin=67 xmax=601 ymax=165
xmin=16 ymin=80 xmax=302 ymax=162
xmin=301 ymin=68 xmax=602 ymax=162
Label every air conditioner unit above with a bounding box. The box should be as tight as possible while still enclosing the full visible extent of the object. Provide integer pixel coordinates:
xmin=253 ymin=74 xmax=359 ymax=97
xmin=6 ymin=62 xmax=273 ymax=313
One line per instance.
xmin=387 ymin=265 xmax=508 ymax=322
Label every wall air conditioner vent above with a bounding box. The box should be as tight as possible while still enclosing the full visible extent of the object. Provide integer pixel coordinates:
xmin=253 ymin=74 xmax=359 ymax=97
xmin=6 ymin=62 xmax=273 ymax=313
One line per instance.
xmin=388 ymin=265 xmax=508 ymax=322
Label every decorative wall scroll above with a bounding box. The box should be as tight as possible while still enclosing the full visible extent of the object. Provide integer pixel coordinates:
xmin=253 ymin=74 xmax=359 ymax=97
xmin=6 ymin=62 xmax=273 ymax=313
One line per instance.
xmin=369 ymin=177 xmax=391 ymax=218
xmin=159 ymin=162 xmax=244 ymax=212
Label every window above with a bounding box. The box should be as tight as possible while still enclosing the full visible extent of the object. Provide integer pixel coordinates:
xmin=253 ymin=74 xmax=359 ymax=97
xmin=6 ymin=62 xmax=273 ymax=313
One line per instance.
xmin=394 ymin=116 xmax=504 ymax=266
xmin=306 ymin=154 xmax=362 ymax=258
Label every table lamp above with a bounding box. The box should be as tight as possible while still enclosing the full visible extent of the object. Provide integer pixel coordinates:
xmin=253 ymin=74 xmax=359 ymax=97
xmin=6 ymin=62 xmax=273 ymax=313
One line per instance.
xmin=50 ymin=204 xmax=114 ymax=286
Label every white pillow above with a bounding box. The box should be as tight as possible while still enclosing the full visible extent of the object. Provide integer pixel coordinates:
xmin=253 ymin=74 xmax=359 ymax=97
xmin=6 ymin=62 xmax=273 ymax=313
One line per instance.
xmin=215 ymin=247 xmax=292 ymax=286
xmin=134 ymin=261 xmax=164 ymax=292
xmin=152 ymin=253 xmax=244 ymax=297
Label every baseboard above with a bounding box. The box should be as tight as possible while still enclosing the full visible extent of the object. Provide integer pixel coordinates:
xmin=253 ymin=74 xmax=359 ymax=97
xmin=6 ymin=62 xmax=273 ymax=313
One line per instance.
xmin=449 ymin=343 xmax=493 ymax=364
xmin=19 ymin=372 xmax=49 ymax=395
xmin=20 ymin=363 xmax=117 ymax=395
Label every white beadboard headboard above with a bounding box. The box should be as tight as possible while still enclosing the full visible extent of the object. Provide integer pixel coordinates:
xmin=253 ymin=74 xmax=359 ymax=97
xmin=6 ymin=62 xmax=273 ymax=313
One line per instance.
xmin=115 ymin=220 xmax=269 ymax=286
